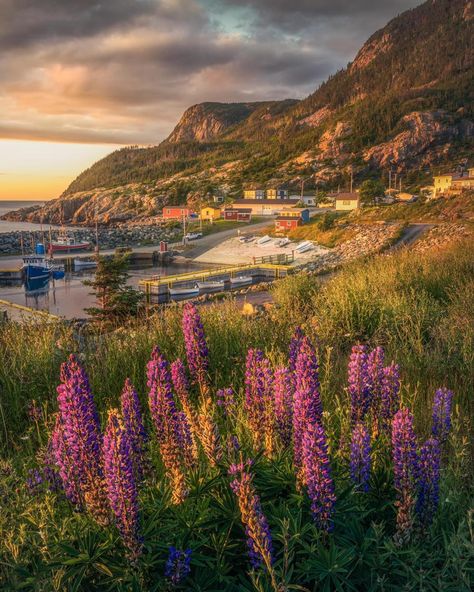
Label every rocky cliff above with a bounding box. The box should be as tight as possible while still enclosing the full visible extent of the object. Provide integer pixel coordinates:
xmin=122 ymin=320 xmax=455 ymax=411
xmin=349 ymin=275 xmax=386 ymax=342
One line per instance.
xmin=6 ymin=0 xmax=473 ymax=225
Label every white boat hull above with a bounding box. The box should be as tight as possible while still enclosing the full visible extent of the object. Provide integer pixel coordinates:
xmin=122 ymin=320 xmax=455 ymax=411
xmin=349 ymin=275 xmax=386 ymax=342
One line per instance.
xmin=230 ymin=276 xmax=253 ymax=287
xmin=196 ymin=281 xmax=225 ymax=291
xmin=169 ymin=287 xmax=200 ymax=297
xmin=74 ymin=259 xmax=97 ymax=269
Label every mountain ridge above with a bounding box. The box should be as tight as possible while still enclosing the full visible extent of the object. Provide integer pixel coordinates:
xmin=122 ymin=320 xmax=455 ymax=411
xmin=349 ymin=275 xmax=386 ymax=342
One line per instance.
xmin=7 ymin=0 xmax=474 ymax=224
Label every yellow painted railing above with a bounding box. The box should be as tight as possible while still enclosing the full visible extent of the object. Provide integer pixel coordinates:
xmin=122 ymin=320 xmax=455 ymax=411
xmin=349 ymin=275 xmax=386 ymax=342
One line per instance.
xmin=0 ymin=298 xmax=60 ymax=320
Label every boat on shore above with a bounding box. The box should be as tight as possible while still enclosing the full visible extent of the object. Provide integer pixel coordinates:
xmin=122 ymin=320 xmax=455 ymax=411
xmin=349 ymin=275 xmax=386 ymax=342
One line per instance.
xmin=50 ymin=231 xmax=90 ymax=253
xmin=169 ymin=285 xmax=200 ymax=298
xmin=257 ymin=235 xmax=272 ymax=245
xmin=230 ymin=275 xmax=253 ymax=287
xmin=196 ymin=280 xmax=225 ymax=291
xmin=295 ymin=240 xmax=313 ymax=253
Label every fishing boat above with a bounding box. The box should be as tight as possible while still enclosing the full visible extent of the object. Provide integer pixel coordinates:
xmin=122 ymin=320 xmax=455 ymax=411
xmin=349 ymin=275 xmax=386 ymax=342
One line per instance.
xmin=74 ymin=258 xmax=97 ymax=270
xmin=196 ymin=280 xmax=225 ymax=291
xmin=50 ymin=231 xmax=90 ymax=253
xmin=169 ymin=285 xmax=200 ymax=298
xmin=230 ymin=275 xmax=253 ymax=287
xmin=22 ymin=243 xmax=65 ymax=281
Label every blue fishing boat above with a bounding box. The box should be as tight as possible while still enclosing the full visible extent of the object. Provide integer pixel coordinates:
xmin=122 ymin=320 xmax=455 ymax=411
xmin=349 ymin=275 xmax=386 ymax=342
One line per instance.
xmin=22 ymin=243 xmax=65 ymax=281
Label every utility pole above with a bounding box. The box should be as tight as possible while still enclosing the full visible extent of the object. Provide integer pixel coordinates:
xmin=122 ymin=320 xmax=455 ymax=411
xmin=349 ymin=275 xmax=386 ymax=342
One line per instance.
xmin=182 ymin=211 xmax=187 ymax=246
xmin=349 ymin=166 xmax=353 ymax=193
xmin=389 ymin=169 xmax=392 ymax=191
xmin=300 ymin=178 xmax=305 ymax=202
xmin=95 ymin=202 xmax=100 ymax=255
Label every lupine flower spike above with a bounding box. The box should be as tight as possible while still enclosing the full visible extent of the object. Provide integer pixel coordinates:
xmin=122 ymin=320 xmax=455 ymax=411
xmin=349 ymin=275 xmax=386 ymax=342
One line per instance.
xmin=120 ymin=378 xmax=148 ymax=482
xmin=229 ymin=459 xmax=277 ymax=588
xmin=244 ymin=349 xmax=274 ymax=453
xmin=147 ymin=350 xmax=190 ymax=503
xmin=165 ymin=547 xmax=192 ymax=586
xmin=216 ymin=387 xmax=236 ymax=418
xmin=367 ymin=346 xmax=385 ymax=436
xmin=350 ymin=422 xmax=371 ymax=492
xmin=416 ymin=437 xmax=441 ymax=527
xmin=55 ymin=355 xmax=109 ymax=524
xmin=302 ymin=422 xmax=336 ymax=532
xmin=51 ymin=415 xmax=82 ymax=507
xmin=432 ymin=387 xmax=453 ymax=443
xmin=381 ymin=363 xmax=401 ymax=432
xmin=288 ymin=326 xmax=304 ymax=374
xmin=273 ymin=366 xmax=293 ymax=448
xmin=171 ymin=359 xmax=199 ymax=461
xmin=182 ymin=302 xmax=209 ymax=392
xmin=348 ymin=345 xmax=370 ymax=426
xmin=103 ymin=409 xmax=143 ymax=560
xmin=293 ymin=336 xmax=322 ymax=485
xmin=198 ymin=396 xmax=223 ymax=466
xmin=392 ymin=407 xmax=419 ymax=545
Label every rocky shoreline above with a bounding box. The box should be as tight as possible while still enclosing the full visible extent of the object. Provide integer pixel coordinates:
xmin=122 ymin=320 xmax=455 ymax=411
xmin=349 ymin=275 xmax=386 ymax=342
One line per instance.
xmin=0 ymin=225 xmax=181 ymax=256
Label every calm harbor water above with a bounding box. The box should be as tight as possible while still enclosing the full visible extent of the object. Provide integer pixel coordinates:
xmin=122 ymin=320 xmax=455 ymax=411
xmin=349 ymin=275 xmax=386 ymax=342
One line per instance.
xmin=0 ymin=200 xmax=51 ymax=232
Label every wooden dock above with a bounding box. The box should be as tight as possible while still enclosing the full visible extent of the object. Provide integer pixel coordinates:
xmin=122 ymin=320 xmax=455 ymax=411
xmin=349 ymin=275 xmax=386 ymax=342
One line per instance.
xmin=139 ymin=262 xmax=292 ymax=301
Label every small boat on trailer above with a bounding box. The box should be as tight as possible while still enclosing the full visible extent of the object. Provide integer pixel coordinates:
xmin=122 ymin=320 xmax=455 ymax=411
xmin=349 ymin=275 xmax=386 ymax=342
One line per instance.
xmin=230 ymin=275 xmax=253 ymax=287
xmin=169 ymin=285 xmax=200 ymax=298
xmin=196 ymin=280 xmax=225 ymax=291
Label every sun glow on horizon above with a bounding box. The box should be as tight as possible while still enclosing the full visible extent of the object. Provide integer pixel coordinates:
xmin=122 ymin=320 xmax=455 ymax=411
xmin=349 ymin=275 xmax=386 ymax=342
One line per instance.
xmin=0 ymin=140 xmax=123 ymax=201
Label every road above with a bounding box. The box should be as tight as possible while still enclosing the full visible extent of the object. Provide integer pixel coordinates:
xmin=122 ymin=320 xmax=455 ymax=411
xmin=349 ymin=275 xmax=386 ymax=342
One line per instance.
xmin=389 ymin=223 xmax=434 ymax=251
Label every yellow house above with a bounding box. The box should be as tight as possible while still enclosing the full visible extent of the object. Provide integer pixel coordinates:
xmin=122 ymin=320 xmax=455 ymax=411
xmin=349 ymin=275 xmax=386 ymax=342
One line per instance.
xmin=333 ymin=192 xmax=360 ymax=211
xmin=433 ymin=173 xmax=454 ymax=197
xmin=200 ymin=206 xmax=221 ymax=221
xmin=433 ymin=168 xmax=474 ymax=196
xmin=243 ymin=188 xmax=265 ymax=199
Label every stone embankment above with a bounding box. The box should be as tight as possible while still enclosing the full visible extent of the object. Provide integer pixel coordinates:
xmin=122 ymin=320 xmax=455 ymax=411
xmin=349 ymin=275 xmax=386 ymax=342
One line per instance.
xmin=0 ymin=226 xmax=180 ymax=256
xmin=300 ymin=223 xmax=402 ymax=273
xmin=410 ymin=223 xmax=473 ymax=253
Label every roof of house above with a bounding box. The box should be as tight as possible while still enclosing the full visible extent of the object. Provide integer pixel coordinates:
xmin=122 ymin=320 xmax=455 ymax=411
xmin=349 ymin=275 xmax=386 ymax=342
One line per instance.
xmin=452 ymin=176 xmax=474 ymax=182
xmin=234 ymin=199 xmax=299 ymax=205
xmin=329 ymin=192 xmax=359 ymax=201
xmin=276 ymin=215 xmax=301 ymax=221
xmin=224 ymin=207 xmax=252 ymax=213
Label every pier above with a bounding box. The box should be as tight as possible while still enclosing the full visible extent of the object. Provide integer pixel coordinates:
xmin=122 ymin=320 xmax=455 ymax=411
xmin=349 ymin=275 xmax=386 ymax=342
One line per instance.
xmin=139 ymin=262 xmax=293 ymax=302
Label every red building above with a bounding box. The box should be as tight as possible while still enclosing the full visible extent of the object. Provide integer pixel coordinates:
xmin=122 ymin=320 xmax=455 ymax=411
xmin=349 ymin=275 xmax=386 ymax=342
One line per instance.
xmin=275 ymin=215 xmax=302 ymax=231
xmin=222 ymin=207 xmax=252 ymax=222
xmin=162 ymin=207 xmax=194 ymax=220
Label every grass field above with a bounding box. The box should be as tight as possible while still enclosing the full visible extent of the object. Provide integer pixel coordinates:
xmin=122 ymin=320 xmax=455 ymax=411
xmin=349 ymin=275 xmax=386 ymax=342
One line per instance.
xmin=0 ymin=237 xmax=473 ymax=590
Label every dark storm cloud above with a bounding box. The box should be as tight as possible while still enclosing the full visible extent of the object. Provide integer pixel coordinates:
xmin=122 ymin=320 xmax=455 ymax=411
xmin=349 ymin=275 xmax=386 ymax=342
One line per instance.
xmin=0 ymin=0 xmax=423 ymax=144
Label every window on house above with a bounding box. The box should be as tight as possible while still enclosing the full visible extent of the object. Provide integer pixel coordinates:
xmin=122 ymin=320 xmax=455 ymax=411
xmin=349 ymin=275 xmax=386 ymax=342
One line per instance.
xmin=342 ymin=200 xmax=351 ymax=205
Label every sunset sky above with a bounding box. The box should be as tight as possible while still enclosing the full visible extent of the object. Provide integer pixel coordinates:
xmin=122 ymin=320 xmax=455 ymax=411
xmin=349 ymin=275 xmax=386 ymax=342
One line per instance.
xmin=0 ymin=0 xmax=419 ymax=201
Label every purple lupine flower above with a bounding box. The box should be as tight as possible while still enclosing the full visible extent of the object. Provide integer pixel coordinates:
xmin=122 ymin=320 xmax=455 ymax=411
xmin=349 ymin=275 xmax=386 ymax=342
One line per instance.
xmin=147 ymin=350 xmax=189 ymax=503
xmin=367 ymin=347 xmax=385 ymax=435
xmin=51 ymin=414 xmax=82 ymax=507
xmin=350 ymin=422 xmax=371 ymax=492
xmin=182 ymin=302 xmax=209 ymax=389
xmin=171 ymin=359 xmax=191 ymax=407
xmin=26 ymin=468 xmax=43 ymax=494
xmin=121 ymin=378 xmax=147 ymax=482
xmin=244 ymin=350 xmax=274 ymax=451
xmin=229 ymin=460 xmax=274 ymax=570
xmin=392 ymin=407 xmax=419 ymax=544
xmin=27 ymin=399 xmax=42 ymax=423
xmin=165 ymin=547 xmax=192 ymax=585
xmin=288 ymin=327 xmax=304 ymax=374
xmin=197 ymin=395 xmax=223 ymax=466
xmin=55 ymin=355 xmax=108 ymax=523
xmin=273 ymin=366 xmax=293 ymax=447
xmin=103 ymin=409 xmax=142 ymax=560
xmin=432 ymin=388 xmax=453 ymax=443
xmin=348 ymin=345 xmax=371 ymax=425
xmin=293 ymin=336 xmax=322 ymax=482
xmin=381 ymin=363 xmax=401 ymax=430
xmin=302 ymin=422 xmax=336 ymax=532
xmin=416 ymin=437 xmax=441 ymax=527
xmin=216 ymin=387 xmax=236 ymax=417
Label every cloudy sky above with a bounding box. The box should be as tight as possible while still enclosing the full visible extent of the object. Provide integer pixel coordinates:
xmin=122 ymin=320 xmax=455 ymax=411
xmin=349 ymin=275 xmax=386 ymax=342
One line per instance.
xmin=0 ymin=0 xmax=420 ymax=199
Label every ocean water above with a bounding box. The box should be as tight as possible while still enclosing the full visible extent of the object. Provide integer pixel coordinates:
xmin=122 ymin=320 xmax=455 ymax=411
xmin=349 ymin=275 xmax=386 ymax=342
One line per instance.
xmin=0 ymin=200 xmax=48 ymax=232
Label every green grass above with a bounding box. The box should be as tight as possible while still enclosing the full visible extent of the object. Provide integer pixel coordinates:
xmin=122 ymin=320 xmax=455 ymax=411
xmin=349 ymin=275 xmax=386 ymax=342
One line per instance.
xmin=0 ymin=238 xmax=473 ymax=590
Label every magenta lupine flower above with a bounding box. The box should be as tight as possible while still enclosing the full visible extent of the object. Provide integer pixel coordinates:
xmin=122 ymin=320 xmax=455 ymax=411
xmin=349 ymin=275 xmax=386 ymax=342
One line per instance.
xmin=182 ymin=302 xmax=209 ymax=389
xmin=432 ymin=388 xmax=453 ymax=443
xmin=171 ymin=359 xmax=191 ymax=406
xmin=416 ymin=437 xmax=441 ymax=527
xmin=121 ymin=378 xmax=147 ymax=482
xmin=348 ymin=345 xmax=371 ymax=425
xmin=55 ymin=355 xmax=108 ymax=523
xmin=350 ymin=422 xmax=371 ymax=492
xmin=293 ymin=336 xmax=322 ymax=480
xmin=229 ymin=460 xmax=274 ymax=570
xmin=244 ymin=349 xmax=274 ymax=449
xmin=216 ymin=387 xmax=236 ymax=417
xmin=51 ymin=415 xmax=82 ymax=507
xmin=147 ymin=350 xmax=190 ymax=503
xmin=273 ymin=366 xmax=293 ymax=447
xmin=302 ymin=422 xmax=336 ymax=532
xmin=367 ymin=347 xmax=385 ymax=434
xmin=381 ymin=363 xmax=401 ymax=430
xmin=288 ymin=327 xmax=304 ymax=374
xmin=103 ymin=409 xmax=142 ymax=560
xmin=392 ymin=407 xmax=419 ymax=543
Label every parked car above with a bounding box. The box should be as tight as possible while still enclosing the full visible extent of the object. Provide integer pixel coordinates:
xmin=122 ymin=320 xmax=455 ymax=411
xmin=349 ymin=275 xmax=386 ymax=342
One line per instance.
xmin=185 ymin=232 xmax=203 ymax=241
